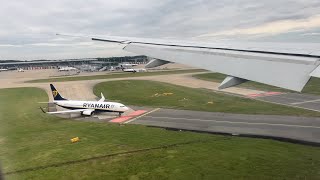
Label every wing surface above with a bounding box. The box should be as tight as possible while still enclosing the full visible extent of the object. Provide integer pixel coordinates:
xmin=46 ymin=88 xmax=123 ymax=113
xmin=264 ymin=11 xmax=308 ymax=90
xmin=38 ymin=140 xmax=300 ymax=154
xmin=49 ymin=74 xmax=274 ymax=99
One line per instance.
xmin=59 ymin=34 xmax=320 ymax=91
xmin=45 ymin=109 xmax=87 ymax=114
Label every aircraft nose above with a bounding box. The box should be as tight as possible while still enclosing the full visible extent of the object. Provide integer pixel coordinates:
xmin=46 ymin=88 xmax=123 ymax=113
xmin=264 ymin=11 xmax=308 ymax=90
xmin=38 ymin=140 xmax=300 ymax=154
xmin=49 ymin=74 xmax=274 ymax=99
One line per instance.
xmin=120 ymin=104 xmax=129 ymax=111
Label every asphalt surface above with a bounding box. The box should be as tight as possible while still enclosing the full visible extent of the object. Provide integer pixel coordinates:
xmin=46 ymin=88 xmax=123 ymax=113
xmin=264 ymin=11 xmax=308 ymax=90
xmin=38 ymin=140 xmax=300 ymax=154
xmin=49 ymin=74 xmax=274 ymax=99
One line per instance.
xmin=256 ymin=93 xmax=320 ymax=112
xmin=129 ymin=108 xmax=320 ymax=144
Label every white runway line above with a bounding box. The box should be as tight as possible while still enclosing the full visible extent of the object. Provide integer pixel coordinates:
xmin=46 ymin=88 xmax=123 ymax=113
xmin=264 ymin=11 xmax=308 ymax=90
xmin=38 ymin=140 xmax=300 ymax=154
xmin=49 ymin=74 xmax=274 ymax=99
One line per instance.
xmin=124 ymin=108 xmax=161 ymax=124
xmin=291 ymin=99 xmax=320 ymax=105
xmin=144 ymin=116 xmax=320 ymax=129
xmin=254 ymin=98 xmax=320 ymax=112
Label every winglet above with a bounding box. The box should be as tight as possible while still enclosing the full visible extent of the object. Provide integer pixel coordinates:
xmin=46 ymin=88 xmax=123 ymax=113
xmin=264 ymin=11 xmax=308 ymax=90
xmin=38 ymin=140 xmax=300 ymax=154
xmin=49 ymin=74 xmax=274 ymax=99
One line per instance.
xmin=98 ymin=93 xmax=105 ymax=102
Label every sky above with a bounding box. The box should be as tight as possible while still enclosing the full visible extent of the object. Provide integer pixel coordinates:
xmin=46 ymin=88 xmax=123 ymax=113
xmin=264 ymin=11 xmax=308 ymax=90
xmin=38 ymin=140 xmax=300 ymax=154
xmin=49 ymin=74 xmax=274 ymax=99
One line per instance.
xmin=0 ymin=0 xmax=320 ymax=60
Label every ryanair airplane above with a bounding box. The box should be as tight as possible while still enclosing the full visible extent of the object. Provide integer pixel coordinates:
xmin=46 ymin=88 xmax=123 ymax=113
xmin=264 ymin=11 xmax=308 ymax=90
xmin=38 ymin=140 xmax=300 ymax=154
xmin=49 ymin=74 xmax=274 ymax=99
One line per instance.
xmin=42 ymin=84 xmax=129 ymax=116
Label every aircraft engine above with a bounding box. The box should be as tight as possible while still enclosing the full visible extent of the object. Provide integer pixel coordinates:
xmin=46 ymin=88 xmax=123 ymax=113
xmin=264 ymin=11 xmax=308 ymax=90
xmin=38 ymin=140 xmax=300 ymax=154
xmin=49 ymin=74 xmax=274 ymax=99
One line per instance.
xmin=82 ymin=110 xmax=94 ymax=116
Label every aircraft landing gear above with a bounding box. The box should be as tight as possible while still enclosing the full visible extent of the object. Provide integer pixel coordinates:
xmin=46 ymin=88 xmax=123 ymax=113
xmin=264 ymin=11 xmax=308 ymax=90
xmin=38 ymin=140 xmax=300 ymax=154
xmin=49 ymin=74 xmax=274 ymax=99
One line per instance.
xmin=118 ymin=112 xmax=123 ymax=117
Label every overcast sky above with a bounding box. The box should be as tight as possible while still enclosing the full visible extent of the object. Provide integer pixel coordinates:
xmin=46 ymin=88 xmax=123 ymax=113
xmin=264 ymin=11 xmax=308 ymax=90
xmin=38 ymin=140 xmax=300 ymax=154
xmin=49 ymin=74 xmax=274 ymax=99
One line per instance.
xmin=0 ymin=0 xmax=320 ymax=60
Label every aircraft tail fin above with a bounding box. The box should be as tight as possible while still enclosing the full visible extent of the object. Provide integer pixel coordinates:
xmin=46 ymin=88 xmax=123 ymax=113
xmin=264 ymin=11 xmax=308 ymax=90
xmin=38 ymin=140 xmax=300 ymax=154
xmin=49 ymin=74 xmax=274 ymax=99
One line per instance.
xmin=50 ymin=84 xmax=67 ymax=101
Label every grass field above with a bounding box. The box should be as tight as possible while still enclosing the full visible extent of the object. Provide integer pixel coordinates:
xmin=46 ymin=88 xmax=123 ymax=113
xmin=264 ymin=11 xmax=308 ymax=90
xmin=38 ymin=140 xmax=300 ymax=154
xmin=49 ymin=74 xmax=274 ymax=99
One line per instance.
xmin=94 ymin=80 xmax=320 ymax=117
xmin=193 ymin=73 xmax=292 ymax=92
xmin=1 ymin=88 xmax=320 ymax=179
xmin=193 ymin=73 xmax=320 ymax=95
xmin=26 ymin=69 xmax=206 ymax=83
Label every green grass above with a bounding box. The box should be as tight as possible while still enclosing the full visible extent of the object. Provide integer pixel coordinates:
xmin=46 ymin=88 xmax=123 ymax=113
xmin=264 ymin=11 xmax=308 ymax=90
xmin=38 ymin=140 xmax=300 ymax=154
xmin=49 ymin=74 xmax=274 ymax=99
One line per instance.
xmin=193 ymin=73 xmax=320 ymax=95
xmin=301 ymin=78 xmax=320 ymax=95
xmin=193 ymin=73 xmax=292 ymax=92
xmin=26 ymin=69 xmax=206 ymax=83
xmin=1 ymin=87 xmax=320 ymax=179
xmin=94 ymin=80 xmax=320 ymax=117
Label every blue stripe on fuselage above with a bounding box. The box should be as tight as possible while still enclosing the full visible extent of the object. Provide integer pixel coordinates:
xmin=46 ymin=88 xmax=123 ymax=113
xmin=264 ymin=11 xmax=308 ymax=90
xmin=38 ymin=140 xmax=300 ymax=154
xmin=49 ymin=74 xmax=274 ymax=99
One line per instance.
xmin=56 ymin=103 xmax=121 ymax=113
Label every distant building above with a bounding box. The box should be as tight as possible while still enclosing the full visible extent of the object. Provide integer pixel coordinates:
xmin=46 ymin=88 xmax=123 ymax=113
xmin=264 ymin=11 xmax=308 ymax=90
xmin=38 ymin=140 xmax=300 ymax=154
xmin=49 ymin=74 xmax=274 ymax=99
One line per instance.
xmin=0 ymin=56 xmax=148 ymax=70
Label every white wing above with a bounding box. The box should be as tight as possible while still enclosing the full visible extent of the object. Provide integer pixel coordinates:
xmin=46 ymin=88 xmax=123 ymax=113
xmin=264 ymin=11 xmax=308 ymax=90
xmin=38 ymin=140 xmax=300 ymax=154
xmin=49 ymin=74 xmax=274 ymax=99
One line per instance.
xmin=59 ymin=34 xmax=320 ymax=91
xmin=45 ymin=109 xmax=87 ymax=114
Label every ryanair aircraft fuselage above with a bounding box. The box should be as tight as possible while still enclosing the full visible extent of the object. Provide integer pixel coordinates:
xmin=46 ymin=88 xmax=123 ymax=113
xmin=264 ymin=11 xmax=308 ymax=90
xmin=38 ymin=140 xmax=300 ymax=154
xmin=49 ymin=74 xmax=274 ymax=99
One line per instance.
xmin=44 ymin=84 xmax=129 ymax=116
xmin=54 ymin=100 xmax=128 ymax=113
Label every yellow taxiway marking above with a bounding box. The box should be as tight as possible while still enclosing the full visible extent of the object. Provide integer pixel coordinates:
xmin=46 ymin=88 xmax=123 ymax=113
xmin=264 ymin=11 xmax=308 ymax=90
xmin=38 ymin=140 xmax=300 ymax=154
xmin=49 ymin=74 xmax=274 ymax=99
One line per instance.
xmin=124 ymin=108 xmax=161 ymax=124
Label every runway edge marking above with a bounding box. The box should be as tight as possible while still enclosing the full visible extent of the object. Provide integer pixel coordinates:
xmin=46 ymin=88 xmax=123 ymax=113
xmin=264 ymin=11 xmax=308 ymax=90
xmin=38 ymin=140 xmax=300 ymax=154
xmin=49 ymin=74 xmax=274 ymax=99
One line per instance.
xmin=110 ymin=110 xmax=147 ymax=123
xmin=124 ymin=108 xmax=161 ymax=124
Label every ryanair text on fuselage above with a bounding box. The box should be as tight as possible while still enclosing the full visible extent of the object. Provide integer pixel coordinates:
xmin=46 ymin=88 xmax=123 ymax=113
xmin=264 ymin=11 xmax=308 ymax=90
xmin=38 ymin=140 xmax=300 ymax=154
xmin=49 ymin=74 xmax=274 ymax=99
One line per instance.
xmin=83 ymin=103 xmax=115 ymax=109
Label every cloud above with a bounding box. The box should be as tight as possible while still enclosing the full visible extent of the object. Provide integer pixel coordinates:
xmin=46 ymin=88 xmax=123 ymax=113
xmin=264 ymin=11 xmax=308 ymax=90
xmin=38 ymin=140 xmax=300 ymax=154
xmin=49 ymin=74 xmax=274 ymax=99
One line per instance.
xmin=197 ymin=15 xmax=320 ymax=38
xmin=29 ymin=41 xmax=95 ymax=47
xmin=302 ymin=32 xmax=320 ymax=36
xmin=0 ymin=43 xmax=133 ymax=60
xmin=49 ymin=37 xmax=80 ymax=42
xmin=0 ymin=0 xmax=320 ymax=60
xmin=0 ymin=44 xmax=22 ymax=47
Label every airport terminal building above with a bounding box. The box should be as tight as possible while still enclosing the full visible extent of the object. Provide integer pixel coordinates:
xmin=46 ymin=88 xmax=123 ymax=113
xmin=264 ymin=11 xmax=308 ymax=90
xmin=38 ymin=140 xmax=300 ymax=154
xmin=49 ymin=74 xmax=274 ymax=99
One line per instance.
xmin=0 ymin=56 xmax=148 ymax=71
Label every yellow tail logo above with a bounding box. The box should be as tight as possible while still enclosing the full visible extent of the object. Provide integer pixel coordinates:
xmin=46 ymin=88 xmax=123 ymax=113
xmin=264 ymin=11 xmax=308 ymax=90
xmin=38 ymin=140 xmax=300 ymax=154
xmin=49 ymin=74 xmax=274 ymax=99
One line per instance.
xmin=52 ymin=90 xmax=58 ymax=98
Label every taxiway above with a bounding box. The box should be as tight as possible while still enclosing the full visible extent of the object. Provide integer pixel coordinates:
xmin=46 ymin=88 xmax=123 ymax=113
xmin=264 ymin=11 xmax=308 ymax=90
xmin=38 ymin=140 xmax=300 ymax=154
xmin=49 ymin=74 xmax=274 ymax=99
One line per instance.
xmin=127 ymin=108 xmax=320 ymax=145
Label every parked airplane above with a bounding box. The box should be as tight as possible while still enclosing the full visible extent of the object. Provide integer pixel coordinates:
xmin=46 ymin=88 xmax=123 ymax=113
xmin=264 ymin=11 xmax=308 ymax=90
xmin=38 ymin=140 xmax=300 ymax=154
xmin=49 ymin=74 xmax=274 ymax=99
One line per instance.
xmin=41 ymin=84 xmax=129 ymax=116
xmin=58 ymin=66 xmax=78 ymax=71
xmin=57 ymin=33 xmax=320 ymax=92
xmin=17 ymin=68 xmax=24 ymax=72
xmin=0 ymin=68 xmax=8 ymax=72
xmin=123 ymin=68 xmax=147 ymax=73
xmin=119 ymin=63 xmax=138 ymax=68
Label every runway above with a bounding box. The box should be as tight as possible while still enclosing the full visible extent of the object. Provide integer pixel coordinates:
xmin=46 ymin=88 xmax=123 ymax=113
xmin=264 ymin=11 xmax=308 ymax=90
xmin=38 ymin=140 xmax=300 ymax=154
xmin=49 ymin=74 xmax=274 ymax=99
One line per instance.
xmin=245 ymin=91 xmax=320 ymax=112
xmin=255 ymin=93 xmax=320 ymax=112
xmin=127 ymin=108 xmax=320 ymax=145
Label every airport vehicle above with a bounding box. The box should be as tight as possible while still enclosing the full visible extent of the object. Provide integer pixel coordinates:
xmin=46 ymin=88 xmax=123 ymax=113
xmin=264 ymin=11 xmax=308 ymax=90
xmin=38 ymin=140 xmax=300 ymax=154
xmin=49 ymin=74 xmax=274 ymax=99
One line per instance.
xmin=17 ymin=68 xmax=24 ymax=72
xmin=117 ymin=63 xmax=139 ymax=71
xmin=58 ymin=34 xmax=320 ymax=92
xmin=41 ymin=84 xmax=129 ymax=116
xmin=109 ymin=66 xmax=116 ymax=71
xmin=0 ymin=68 xmax=8 ymax=72
xmin=58 ymin=66 xmax=78 ymax=71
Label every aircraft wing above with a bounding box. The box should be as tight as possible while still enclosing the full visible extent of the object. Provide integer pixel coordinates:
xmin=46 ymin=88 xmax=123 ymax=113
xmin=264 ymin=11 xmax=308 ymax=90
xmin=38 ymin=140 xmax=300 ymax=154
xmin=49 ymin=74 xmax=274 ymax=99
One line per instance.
xmin=59 ymin=34 xmax=320 ymax=91
xmin=41 ymin=108 xmax=87 ymax=114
